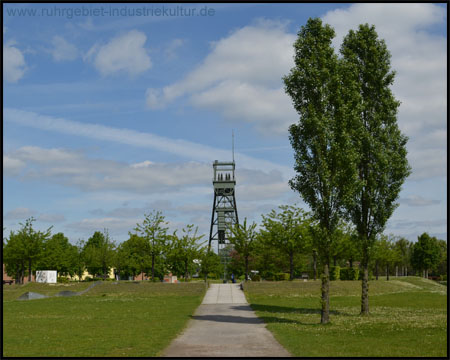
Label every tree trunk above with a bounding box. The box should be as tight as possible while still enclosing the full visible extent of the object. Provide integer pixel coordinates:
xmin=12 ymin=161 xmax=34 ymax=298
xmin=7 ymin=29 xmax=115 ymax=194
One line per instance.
xmin=361 ymin=262 xmax=369 ymax=315
xmin=313 ymin=251 xmax=317 ymax=281
xmin=21 ymin=261 xmax=25 ymax=284
xmin=15 ymin=264 xmax=20 ymax=284
xmin=289 ymin=252 xmax=294 ymax=280
xmin=349 ymin=257 xmax=353 ymax=269
xmin=425 ymin=269 xmax=428 ymax=278
xmin=395 ymin=265 xmax=398 ymax=277
xmin=386 ymin=264 xmax=389 ymax=281
xmin=423 ymin=269 xmax=426 ymax=278
xmin=375 ymin=260 xmax=379 ymax=280
xmin=28 ymin=259 xmax=32 ymax=282
xmin=333 ymin=256 xmax=337 ymax=266
xmin=151 ymin=253 xmax=155 ymax=281
xmin=245 ymin=256 xmax=249 ymax=281
xmin=321 ymin=263 xmax=330 ymax=324
xmin=185 ymin=260 xmax=188 ymax=281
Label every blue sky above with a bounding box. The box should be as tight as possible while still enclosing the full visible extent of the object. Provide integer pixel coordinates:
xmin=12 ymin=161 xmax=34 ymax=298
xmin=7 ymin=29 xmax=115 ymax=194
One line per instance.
xmin=3 ymin=3 xmax=447 ymax=245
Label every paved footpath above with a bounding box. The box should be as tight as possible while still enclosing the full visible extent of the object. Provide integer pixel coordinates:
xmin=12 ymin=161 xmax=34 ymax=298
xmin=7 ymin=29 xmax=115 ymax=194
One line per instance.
xmin=162 ymin=283 xmax=291 ymax=357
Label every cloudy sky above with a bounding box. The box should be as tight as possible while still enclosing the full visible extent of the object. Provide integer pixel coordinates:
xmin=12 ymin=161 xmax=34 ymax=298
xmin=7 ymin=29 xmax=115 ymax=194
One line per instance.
xmin=3 ymin=3 xmax=447 ymax=245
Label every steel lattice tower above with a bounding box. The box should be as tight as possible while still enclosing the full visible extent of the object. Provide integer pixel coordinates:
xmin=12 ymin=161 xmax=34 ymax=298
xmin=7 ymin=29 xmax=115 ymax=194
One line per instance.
xmin=208 ymin=160 xmax=239 ymax=254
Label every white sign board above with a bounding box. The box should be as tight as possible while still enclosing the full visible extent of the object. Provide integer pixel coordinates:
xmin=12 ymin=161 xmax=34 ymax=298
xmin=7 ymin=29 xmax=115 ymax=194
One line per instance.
xmin=36 ymin=270 xmax=57 ymax=283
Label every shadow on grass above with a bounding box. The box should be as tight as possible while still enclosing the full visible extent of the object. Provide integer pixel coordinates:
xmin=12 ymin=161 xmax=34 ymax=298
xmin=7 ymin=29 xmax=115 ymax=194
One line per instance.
xmin=233 ymin=304 xmax=350 ymax=317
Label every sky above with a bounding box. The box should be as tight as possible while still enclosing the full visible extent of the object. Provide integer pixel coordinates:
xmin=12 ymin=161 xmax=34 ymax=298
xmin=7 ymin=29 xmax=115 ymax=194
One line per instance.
xmin=3 ymin=3 xmax=447 ymax=246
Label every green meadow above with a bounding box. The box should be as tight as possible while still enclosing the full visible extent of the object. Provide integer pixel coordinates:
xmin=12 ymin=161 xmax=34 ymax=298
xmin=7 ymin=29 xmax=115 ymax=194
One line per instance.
xmin=3 ymin=282 xmax=205 ymax=357
xmin=244 ymin=277 xmax=447 ymax=357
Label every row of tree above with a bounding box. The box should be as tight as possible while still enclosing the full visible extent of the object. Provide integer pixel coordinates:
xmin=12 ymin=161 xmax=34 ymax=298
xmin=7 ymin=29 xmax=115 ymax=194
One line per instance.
xmin=3 ymin=207 xmax=445 ymax=285
xmin=3 ymin=213 xmax=209 ymax=284
xmin=225 ymin=205 xmax=446 ymax=283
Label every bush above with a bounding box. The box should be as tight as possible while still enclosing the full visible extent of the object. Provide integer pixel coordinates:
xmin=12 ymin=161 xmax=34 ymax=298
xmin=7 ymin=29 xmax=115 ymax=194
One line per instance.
xmin=57 ymin=276 xmax=69 ymax=283
xmin=340 ymin=267 xmax=359 ymax=280
xmin=329 ymin=266 xmax=340 ymax=281
xmin=275 ymin=273 xmax=290 ymax=281
xmin=440 ymin=275 xmax=447 ymax=281
xmin=239 ymin=275 xmax=245 ymax=281
xmin=251 ymin=274 xmax=261 ymax=282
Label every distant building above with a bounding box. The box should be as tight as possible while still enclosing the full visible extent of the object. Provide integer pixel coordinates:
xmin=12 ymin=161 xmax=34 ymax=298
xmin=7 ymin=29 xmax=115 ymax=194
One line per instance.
xmin=3 ymin=263 xmax=35 ymax=284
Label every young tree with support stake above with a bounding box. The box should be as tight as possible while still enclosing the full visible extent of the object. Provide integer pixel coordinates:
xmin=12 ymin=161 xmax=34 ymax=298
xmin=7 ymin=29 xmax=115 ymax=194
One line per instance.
xmin=284 ymin=18 xmax=358 ymax=324
xmin=229 ymin=218 xmax=258 ymax=281
xmin=340 ymin=24 xmax=411 ymax=315
xmin=134 ymin=210 xmax=169 ymax=281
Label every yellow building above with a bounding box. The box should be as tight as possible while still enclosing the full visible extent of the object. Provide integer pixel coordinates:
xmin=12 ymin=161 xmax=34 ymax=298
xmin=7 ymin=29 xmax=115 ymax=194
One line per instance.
xmin=68 ymin=268 xmax=115 ymax=281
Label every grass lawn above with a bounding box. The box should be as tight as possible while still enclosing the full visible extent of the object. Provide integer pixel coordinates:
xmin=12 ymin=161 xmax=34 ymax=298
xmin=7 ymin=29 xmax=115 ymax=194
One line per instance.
xmin=244 ymin=277 xmax=447 ymax=357
xmin=3 ymin=281 xmax=206 ymax=357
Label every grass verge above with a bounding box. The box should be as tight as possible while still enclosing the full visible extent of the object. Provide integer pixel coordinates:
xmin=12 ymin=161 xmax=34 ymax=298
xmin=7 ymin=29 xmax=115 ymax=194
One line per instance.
xmin=3 ymin=281 xmax=206 ymax=357
xmin=244 ymin=277 xmax=447 ymax=357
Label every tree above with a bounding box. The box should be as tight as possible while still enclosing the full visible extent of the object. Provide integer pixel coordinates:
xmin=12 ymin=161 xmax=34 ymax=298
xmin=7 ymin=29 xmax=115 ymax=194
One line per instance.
xmin=229 ymin=218 xmax=258 ymax=281
xmin=435 ymin=239 xmax=447 ymax=277
xmin=168 ymin=225 xmax=205 ymax=280
xmin=198 ymin=249 xmax=223 ymax=280
xmin=411 ymin=233 xmax=441 ymax=278
xmin=3 ymin=231 xmax=26 ymax=284
xmin=284 ymin=18 xmax=357 ymax=324
xmin=373 ymin=235 xmax=400 ymax=280
xmin=134 ymin=211 xmax=169 ymax=281
xmin=83 ymin=230 xmax=115 ymax=278
xmin=394 ymin=236 xmax=411 ymax=276
xmin=38 ymin=233 xmax=78 ymax=277
xmin=261 ymin=205 xmax=311 ymax=281
xmin=121 ymin=234 xmax=151 ymax=280
xmin=340 ymin=24 xmax=411 ymax=315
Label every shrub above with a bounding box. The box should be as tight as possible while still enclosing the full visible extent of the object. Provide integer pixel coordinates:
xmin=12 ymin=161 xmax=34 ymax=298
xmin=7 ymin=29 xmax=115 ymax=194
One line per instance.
xmin=57 ymin=276 xmax=69 ymax=283
xmin=440 ymin=275 xmax=447 ymax=281
xmin=238 ymin=275 xmax=245 ymax=281
xmin=274 ymin=273 xmax=290 ymax=281
xmin=329 ymin=266 xmax=340 ymax=281
xmin=251 ymin=274 xmax=261 ymax=282
xmin=340 ymin=268 xmax=359 ymax=280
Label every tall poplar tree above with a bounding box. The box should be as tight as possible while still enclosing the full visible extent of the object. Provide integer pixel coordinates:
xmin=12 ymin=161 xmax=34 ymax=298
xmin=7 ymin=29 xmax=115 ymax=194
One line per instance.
xmin=284 ymin=18 xmax=357 ymax=324
xmin=340 ymin=24 xmax=411 ymax=315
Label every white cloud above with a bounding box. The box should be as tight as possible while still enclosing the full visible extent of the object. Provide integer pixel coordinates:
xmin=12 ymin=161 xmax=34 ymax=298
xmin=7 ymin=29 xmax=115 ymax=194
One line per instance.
xmin=85 ymin=30 xmax=151 ymax=76
xmin=66 ymin=217 xmax=139 ymax=233
xmin=4 ymin=207 xmax=36 ymax=220
xmin=37 ymin=213 xmax=66 ymax=223
xmin=4 ymin=146 xmax=212 ymax=193
xmin=4 ymin=108 xmax=292 ymax=176
xmin=146 ymin=19 xmax=297 ymax=134
xmin=165 ymin=38 xmax=185 ymax=60
xmin=51 ymin=35 xmax=78 ymax=62
xmin=3 ymin=155 xmax=26 ymax=176
xmin=399 ymin=195 xmax=440 ymax=207
xmin=3 ymin=43 xmax=27 ymax=82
